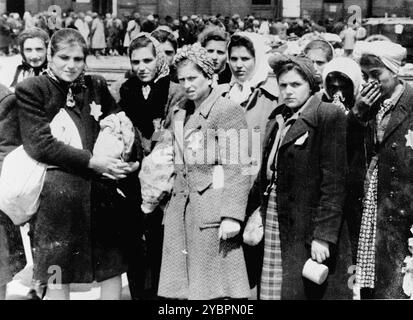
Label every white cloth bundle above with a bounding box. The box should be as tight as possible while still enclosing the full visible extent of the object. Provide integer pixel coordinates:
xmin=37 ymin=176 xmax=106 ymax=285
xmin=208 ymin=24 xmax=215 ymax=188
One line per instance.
xmin=0 ymin=109 xmax=82 ymax=225
xmin=93 ymin=111 xmax=135 ymax=161
xmin=138 ymin=130 xmax=175 ymax=213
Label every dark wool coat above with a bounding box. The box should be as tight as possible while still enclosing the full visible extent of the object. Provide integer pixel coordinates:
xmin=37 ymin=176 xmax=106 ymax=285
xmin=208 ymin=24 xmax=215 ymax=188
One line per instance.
xmin=118 ymin=75 xmax=186 ymax=155
xmin=0 ymin=84 xmax=26 ymax=286
xmin=247 ymin=95 xmax=353 ymax=299
xmin=158 ymin=87 xmax=251 ymax=300
xmin=15 ymin=74 xmax=139 ymax=284
xmin=347 ymin=82 xmax=413 ymax=299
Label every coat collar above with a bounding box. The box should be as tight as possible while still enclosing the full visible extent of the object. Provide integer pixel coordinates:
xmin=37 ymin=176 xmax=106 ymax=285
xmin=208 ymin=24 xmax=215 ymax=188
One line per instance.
xmin=279 ymin=95 xmax=320 ymax=149
xmin=381 ymin=81 xmax=412 ymax=143
xmin=198 ymin=86 xmax=226 ymax=118
xmin=265 ymin=95 xmax=321 ymax=150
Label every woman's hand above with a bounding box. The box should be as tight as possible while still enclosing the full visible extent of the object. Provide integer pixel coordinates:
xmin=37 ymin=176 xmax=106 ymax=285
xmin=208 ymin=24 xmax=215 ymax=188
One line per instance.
xmin=219 ymin=218 xmax=241 ymax=240
xmin=88 ymin=155 xmax=129 ymax=180
xmin=311 ymin=239 xmax=330 ymax=264
xmin=124 ymin=161 xmax=140 ymax=174
xmin=353 ymin=81 xmax=381 ymax=120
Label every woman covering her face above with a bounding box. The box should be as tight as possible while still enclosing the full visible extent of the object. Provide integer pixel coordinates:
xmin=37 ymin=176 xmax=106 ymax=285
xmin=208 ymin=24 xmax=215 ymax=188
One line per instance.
xmin=157 ymin=43 xmax=251 ymax=300
xmin=246 ymin=54 xmax=352 ymax=300
xmin=223 ymin=32 xmax=279 ymax=185
xmin=14 ymin=28 xmax=140 ymax=300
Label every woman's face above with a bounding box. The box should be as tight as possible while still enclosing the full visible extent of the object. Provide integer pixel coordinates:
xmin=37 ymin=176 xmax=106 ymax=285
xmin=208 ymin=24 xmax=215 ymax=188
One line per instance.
xmin=279 ymin=69 xmax=311 ymax=109
xmin=23 ymin=37 xmax=47 ymax=68
xmin=229 ymin=46 xmax=255 ymax=83
xmin=177 ymin=62 xmax=211 ymax=104
xmin=361 ymin=65 xmax=398 ymax=100
xmin=205 ymin=40 xmax=227 ymax=73
xmin=306 ymin=48 xmax=329 ymax=76
xmin=130 ymin=45 xmax=157 ymax=83
xmin=49 ymin=44 xmax=85 ymax=82
xmin=159 ymin=41 xmax=176 ymax=67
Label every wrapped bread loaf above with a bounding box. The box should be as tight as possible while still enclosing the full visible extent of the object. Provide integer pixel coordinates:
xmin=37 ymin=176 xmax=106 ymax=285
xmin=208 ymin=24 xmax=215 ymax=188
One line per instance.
xmin=139 ymin=129 xmax=175 ymax=213
xmin=93 ymin=112 xmax=135 ymax=161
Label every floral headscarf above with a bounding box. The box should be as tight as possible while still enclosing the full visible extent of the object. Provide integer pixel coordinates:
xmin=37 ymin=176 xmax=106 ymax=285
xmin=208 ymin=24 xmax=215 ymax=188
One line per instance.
xmin=132 ymin=32 xmax=170 ymax=83
xmin=173 ymin=42 xmax=215 ymax=79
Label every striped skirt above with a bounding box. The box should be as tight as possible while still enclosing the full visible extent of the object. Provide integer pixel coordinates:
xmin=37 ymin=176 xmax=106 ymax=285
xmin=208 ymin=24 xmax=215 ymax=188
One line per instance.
xmin=260 ymin=185 xmax=282 ymax=300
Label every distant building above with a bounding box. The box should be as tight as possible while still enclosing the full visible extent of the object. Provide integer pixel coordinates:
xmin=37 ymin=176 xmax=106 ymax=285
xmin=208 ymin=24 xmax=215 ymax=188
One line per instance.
xmin=1 ymin=0 xmax=412 ymax=22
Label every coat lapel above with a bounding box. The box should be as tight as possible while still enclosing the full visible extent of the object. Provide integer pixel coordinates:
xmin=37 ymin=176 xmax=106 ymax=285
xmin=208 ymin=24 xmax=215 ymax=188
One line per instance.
xmin=172 ymin=105 xmax=186 ymax=164
xmin=280 ymin=95 xmax=319 ymax=149
xmin=381 ymin=85 xmax=411 ymax=143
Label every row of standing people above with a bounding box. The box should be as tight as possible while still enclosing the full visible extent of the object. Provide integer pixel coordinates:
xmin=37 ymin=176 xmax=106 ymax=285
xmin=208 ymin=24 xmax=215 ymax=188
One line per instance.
xmin=0 ymin=25 xmax=412 ymax=300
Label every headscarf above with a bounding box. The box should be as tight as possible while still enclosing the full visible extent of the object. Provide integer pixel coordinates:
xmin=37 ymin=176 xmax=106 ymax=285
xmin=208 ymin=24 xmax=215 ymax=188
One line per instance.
xmin=132 ymin=32 xmax=170 ymax=84
xmin=353 ymin=40 xmax=407 ymax=75
xmin=322 ymin=57 xmax=363 ymax=99
xmin=45 ymin=67 xmax=86 ymax=109
xmin=10 ymin=27 xmax=49 ymax=88
xmin=268 ymin=53 xmax=321 ymax=94
xmin=173 ymin=42 xmax=215 ymax=79
xmin=227 ymin=32 xmax=272 ymax=105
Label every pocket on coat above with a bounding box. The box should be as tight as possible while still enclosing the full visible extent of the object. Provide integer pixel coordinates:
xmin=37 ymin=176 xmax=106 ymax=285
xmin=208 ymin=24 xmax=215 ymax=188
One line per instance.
xmin=199 ymin=188 xmax=222 ymax=228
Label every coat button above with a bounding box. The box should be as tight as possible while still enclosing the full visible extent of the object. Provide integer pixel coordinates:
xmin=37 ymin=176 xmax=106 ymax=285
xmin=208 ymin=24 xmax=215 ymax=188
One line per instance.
xmin=389 ymin=216 xmax=394 ymax=222
xmin=399 ymin=209 xmax=407 ymax=216
xmin=390 ymin=167 xmax=396 ymax=173
xmin=389 ymin=191 xmax=395 ymax=198
xmin=391 ymin=142 xmax=398 ymax=149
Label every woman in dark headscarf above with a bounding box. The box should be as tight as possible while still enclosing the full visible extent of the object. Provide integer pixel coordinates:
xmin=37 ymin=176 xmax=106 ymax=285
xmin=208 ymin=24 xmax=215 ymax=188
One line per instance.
xmin=246 ymin=54 xmax=352 ymax=300
xmin=10 ymin=27 xmax=49 ymax=89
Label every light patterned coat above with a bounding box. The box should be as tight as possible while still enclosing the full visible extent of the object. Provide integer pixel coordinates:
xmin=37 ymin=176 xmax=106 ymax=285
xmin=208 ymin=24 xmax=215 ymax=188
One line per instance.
xmin=158 ymin=87 xmax=251 ymax=299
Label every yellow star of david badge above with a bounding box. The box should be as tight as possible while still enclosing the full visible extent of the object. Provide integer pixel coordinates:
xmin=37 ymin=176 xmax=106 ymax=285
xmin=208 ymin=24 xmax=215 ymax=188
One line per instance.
xmin=90 ymin=101 xmax=102 ymax=122
xmin=406 ymin=129 xmax=413 ymax=150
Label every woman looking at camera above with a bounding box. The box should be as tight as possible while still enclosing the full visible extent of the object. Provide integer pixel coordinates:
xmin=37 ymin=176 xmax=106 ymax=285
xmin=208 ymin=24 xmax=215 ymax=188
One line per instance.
xmin=157 ymin=43 xmax=251 ymax=300
xmin=15 ymin=28 xmax=140 ymax=300
xmin=246 ymin=54 xmax=351 ymax=300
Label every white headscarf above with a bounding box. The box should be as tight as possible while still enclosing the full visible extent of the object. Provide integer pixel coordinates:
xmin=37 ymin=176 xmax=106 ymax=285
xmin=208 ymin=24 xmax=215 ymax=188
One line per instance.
xmin=353 ymin=40 xmax=407 ymax=75
xmin=322 ymin=57 xmax=363 ymax=99
xmin=228 ymin=32 xmax=272 ymax=105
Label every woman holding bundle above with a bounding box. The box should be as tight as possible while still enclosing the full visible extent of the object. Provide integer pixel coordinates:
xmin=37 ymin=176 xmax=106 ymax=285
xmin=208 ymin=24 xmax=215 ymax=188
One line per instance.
xmin=15 ymin=28 xmax=140 ymax=300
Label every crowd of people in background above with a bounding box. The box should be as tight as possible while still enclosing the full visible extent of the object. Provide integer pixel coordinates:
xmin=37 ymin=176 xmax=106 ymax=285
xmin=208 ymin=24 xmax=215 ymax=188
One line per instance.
xmin=0 ymin=10 xmax=369 ymax=57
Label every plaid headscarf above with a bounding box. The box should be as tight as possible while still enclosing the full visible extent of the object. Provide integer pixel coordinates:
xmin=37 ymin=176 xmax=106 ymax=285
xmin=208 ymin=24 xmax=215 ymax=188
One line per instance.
xmin=173 ymin=42 xmax=215 ymax=79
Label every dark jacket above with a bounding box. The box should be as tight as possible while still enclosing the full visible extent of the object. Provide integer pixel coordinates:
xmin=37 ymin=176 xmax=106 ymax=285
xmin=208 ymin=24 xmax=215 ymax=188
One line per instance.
xmin=119 ymin=75 xmax=186 ymax=155
xmin=247 ymin=95 xmax=352 ymax=299
xmin=15 ymin=74 xmax=139 ymax=284
xmin=347 ymin=82 xmax=413 ymax=299
xmin=0 ymin=84 xmax=26 ymax=286
xmin=0 ymin=84 xmax=21 ymax=169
